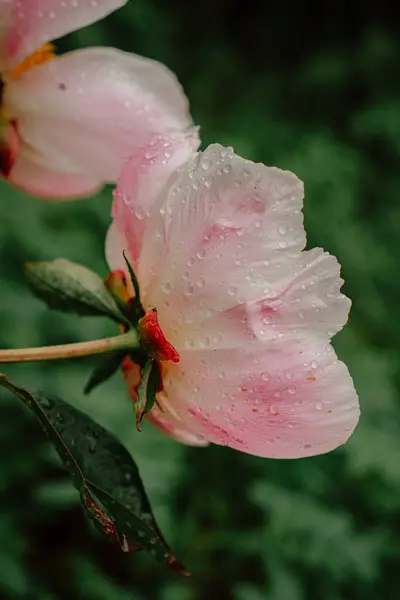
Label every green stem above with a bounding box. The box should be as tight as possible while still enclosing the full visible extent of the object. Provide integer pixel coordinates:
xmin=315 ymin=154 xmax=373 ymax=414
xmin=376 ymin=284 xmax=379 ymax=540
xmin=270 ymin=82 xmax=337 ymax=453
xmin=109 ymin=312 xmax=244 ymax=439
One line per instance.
xmin=0 ymin=330 xmax=139 ymax=364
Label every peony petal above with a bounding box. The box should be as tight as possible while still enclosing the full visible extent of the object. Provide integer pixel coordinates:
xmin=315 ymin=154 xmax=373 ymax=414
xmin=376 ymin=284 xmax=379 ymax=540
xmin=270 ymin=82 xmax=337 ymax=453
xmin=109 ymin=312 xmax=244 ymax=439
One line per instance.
xmin=139 ymin=144 xmax=305 ymax=336
xmin=5 ymin=48 xmax=198 ymax=195
xmin=9 ymin=149 xmax=101 ymax=198
xmin=246 ymin=247 xmax=351 ymax=342
xmin=162 ymin=341 xmax=359 ymax=459
xmin=105 ymin=220 xmax=129 ymax=272
xmin=110 ymin=132 xmax=199 ymax=272
xmin=2 ymin=0 xmax=127 ymax=67
xmin=146 ymin=410 xmax=209 ymax=447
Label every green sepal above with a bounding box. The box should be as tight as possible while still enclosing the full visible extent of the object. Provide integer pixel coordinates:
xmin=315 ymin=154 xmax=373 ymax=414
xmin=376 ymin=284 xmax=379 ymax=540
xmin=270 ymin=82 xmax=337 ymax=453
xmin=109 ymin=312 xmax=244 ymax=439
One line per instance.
xmin=122 ymin=252 xmax=145 ymax=324
xmin=84 ymin=350 xmax=126 ymax=395
xmin=24 ymin=259 xmax=128 ymax=325
xmin=135 ymin=357 xmax=161 ymax=431
xmin=0 ymin=372 xmax=189 ymax=575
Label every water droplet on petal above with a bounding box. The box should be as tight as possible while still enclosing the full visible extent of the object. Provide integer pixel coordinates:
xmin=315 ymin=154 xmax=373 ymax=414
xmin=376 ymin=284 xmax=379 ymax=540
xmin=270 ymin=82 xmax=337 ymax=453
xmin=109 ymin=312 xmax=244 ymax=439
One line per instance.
xmin=228 ymin=285 xmax=237 ymax=297
xmin=278 ymin=224 xmax=287 ymax=235
xmin=201 ymin=158 xmax=212 ymax=170
xmin=161 ymin=282 xmax=172 ymax=294
xmin=134 ymin=207 xmax=145 ymax=220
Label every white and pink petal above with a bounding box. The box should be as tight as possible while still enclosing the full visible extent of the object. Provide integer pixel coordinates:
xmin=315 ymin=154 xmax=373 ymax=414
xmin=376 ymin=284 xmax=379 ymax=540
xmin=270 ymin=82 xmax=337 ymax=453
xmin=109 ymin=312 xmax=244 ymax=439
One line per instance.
xmin=111 ymin=132 xmax=199 ymax=272
xmin=9 ymin=149 xmax=101 ymax=198
xmin=1 ymin=0 xmax=128 ymax=68
xmin=140 ymin=143 xmax=305 ymax=329
xmin=246 ymin=247 xmax=351 ymax=342
xmin=4 ymin=47 xmax=198 ymax=194
xmin=161 ymin=341 xmax=359 ymax=459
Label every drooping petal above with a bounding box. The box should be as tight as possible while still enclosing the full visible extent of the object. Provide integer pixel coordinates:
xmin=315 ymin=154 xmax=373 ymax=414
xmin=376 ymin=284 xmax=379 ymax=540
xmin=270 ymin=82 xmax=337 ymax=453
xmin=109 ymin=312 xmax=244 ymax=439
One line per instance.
xmin=146 ymin=409 xmax=209 ymax=447
xmin=110 ymin=132 xmax=199 ymax=271
xmin=163 ymin=341 xmax=359 ymax=459
xmin=9 ymin=149 xmax=101 ymax=198
xmin=1 ymin=0 xmax=128 ymax=68
xmin=246 ymin=247 xmax=351 ymax=342
xmin=4 ymin=48 xmax=198 ymax=195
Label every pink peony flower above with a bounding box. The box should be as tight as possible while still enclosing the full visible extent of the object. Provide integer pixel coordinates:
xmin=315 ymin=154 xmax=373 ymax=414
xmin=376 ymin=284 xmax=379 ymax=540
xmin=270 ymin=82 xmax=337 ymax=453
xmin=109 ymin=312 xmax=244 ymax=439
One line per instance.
xmin=0 ymin=1 xmax=197 ymax=198
xmin=106 ymin=133 xmax=360 ymax=459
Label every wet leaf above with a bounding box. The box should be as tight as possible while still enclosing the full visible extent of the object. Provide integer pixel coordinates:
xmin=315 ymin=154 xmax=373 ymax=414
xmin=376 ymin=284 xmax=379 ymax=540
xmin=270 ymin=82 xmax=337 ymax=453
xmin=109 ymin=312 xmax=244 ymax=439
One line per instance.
xmin=135 ymin=358 xmax=160 ymax=431
xmin=25 ymin=259 xmax=128 ymax=324
xmin=0 ymin=372 xmax=188 ymax=575
xmin=84 ymin=350 xmax=125 ymax=395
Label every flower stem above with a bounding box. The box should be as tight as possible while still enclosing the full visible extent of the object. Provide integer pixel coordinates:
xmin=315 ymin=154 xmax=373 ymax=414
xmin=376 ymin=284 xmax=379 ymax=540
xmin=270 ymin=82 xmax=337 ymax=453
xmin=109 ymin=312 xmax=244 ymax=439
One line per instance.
xmin=0 ymin=330 xmax=139 ymax=364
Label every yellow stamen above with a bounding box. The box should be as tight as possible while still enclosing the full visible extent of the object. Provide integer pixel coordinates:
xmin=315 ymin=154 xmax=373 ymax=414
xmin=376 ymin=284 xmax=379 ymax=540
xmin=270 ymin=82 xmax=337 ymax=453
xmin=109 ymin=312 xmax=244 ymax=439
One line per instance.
xmin=11 ymin=43 xmax=56 ymax=79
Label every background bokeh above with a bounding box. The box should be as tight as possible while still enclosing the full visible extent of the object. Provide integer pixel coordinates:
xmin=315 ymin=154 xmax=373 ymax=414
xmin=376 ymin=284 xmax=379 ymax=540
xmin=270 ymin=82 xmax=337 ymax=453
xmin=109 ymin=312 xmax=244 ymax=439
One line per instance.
xmin=1 ymin=1 xmax=399 ymax=598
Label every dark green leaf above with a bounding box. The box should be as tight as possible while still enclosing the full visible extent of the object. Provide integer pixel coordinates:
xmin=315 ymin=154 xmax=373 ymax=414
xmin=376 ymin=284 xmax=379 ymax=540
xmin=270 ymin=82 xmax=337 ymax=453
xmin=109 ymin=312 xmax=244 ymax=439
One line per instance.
xmin=135 ymin=358 xmax=160 ymax=431
xmin=84 ymin=351 xmax=125 ymax=395
xmin=0 ymin=372 xmax=188 ymax=575
xmin=25 ymin=259 xmax=128 ymax=324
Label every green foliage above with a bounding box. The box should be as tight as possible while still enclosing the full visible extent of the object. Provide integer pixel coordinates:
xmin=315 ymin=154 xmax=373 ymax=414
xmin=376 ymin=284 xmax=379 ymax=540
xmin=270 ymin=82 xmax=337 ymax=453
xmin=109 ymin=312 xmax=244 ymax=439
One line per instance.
xmin=0 ymin=374 xmax=185 ymax=573
xmin=0 ymin=1 xmax=399 ymax=599
xmin=135 ymin=358 xmax=160 ymax=430
xmin=25 ymin=259 xmax=127 ymax=324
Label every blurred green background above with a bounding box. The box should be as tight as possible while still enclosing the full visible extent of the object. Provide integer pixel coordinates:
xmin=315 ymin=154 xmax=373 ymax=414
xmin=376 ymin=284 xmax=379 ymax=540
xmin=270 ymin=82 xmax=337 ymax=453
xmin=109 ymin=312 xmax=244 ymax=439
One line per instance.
xmin=1 ymin=0 xmax=399 ymax=598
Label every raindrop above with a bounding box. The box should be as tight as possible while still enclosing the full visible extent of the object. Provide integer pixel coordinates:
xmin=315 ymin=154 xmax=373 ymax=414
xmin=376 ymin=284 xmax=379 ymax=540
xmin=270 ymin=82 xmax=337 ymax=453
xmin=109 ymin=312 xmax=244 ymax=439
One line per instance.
xmin=200 ymin=336 xmax=211 ymax=348
xmin=144 ymin=147 xmax=158 ymax=160
xmin=40 ymin=397 xmax=54 ymax=410
xmin=270 ymin=405 xmax=279 ymax=415
xmin=87 ymin=436 xmax=97 ymax=454
xmin=222 ymin=164 xmax=232 ymax=174
xmin=204 ymin=176 xmax=214 ymax=188
xmin=228 ymin=285 xmax=237 ymax=297
xmin=134 ymin=207 xmax=145 ymax=220
xmin=315 ymin=401 xmax=323 ymax=410
xmin=161 ymin=282 xmax=172 ymax=294
xmin=278 ymin=224 xmax=287 ymax=236
xmin=201 ymin=158 xmax=212 ymax=170
xmin=184 ymin=284 xmax=194 ymax=296
xmin=213 ymin=333 xmax=223 ymax=345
